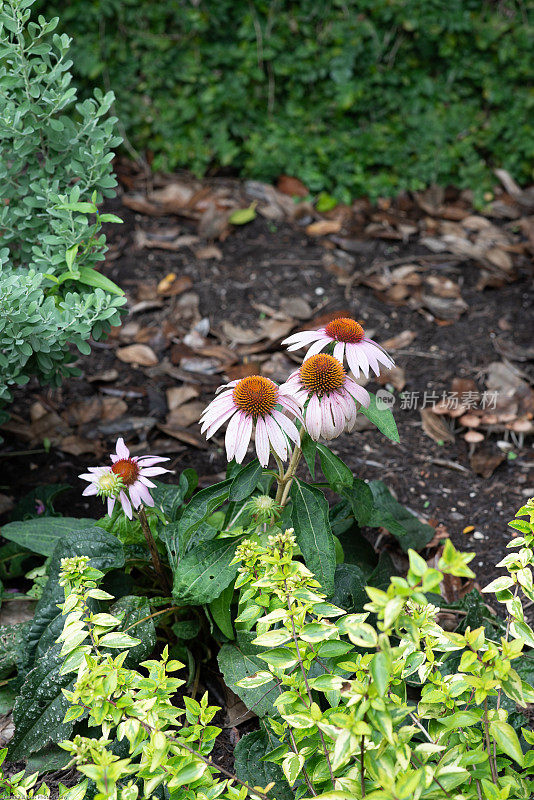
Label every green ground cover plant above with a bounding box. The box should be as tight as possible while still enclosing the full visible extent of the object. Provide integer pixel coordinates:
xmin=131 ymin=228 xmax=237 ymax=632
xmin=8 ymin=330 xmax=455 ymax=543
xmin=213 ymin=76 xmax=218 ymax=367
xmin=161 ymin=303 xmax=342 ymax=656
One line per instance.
xmin=35 ymin=0 xmax=534 ymax=201
xmin=0 ymin=0 xmax=124 ymax=413
xmin=0 ymin=319 xmax=533 ymax=797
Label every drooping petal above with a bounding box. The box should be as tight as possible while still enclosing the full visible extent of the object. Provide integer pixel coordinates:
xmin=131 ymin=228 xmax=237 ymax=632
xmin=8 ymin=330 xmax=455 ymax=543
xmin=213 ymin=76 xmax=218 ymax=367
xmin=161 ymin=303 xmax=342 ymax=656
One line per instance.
xmin=303 ymin=337 xmax=332 ymax=360
xmin=305 ymin=393 xmax=322 ymax=440
xmin=82 ymin=484 xmax=98 ymax=496
xmin=225 ymin=410 xmax=244 ymax=462
xmin=264 ymin=414 xmax=288 ymax=460
xmin=234 ymin=414 xmax=253 ymax=464
xmin=115 ymin=437 xmax=130 ymax=460
xmin=320 ymin=397 xmax=337 ymax=439
xmin=333 ymin=342 xmax=345 ymax=363
xmin=346 ymin=342 xmax=370 ymax=379
xmin=329 ymin=394 xmax=346 ymax=435
xmin=202 ymin=407 xmax=237 ymax=438
xmin=363 ymin=338 xmax=395 ymax=370
xmin=129 ymin=483 xmax=141 ymax=509
xmin=138 ymin=476 xmax=157 ymax=488
xmin=119 ymin=490 xmax=133 ymax=519
xmin=272 ymin=409 xmax=300 ymax=446
xmin=345 ymin=378 xmax=371 ymax=408
xmin=107 ymin=496 xmax=115 ymax=516
xmin=254 ymin=417 xmax=270 ymax=467
xmin=134 ymin=480 xmax=154 ymax=506
xmin=277 ymin=396 xmax=304 ymax=421
xmin=359 ymin=341 xmax=381 ymax=376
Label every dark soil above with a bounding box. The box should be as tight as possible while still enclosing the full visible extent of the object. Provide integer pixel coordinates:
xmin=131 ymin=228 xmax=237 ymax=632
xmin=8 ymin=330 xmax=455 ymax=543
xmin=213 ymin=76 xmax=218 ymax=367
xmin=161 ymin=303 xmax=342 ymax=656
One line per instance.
xmin=1 ymin=179 xmax=533 ymax=790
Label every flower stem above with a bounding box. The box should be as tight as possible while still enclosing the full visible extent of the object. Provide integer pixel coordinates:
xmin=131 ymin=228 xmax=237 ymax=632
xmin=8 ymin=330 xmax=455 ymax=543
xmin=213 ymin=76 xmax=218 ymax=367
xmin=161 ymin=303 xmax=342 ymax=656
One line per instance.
xmin=137 ymin=505 xmax=172 ymax=596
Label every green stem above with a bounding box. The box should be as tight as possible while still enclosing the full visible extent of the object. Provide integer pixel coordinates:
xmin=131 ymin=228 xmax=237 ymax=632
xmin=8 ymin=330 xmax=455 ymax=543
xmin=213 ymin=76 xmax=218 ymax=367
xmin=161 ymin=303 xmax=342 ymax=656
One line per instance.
xmin=483 ymin=698 xmax=498 ymax=783
xmin=137 ymin=505 xmax=172 ymax=596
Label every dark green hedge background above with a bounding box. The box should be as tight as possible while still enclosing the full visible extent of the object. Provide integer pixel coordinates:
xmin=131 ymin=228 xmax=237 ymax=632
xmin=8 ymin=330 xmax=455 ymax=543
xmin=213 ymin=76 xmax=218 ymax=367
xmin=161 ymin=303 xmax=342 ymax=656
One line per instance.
xmin=37 ymin=0 xmax=533 ymax=200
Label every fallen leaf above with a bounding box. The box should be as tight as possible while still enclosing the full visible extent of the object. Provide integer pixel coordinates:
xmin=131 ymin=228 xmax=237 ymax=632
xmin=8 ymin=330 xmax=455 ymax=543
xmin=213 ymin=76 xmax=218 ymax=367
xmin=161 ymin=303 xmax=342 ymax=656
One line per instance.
xmin=0 ymin=493 xmax=14 ymax=515
xmin=87 ymin=368 xmax=119 ymax=383
xmin=158 ymin=424 xmax=207 ymax=449
xmin=64 ymin=397 xmax=102 ymax=425
xmin=280 ymin=297 xmax=312 ymax=320
xmin=198 ymin=202 xmax=230 ymax=240
xmin=157 ymin=274 xmax=193 ymax=297
xmin=116 ymin=344 xmax=158 ymax=367
xmin=470 ymin=448 xmax=505 ymax=478
xmin=149 ymin=181 xmax=197 ymax=210
xmin=276 ymin=175 xmax=309 ymax=197
xmin=222 ymin=320 xmax=262 ymax=345
xmin=180 ymin=357 xmax=220 ymax=374
xmin=420 ymin=408 xmax=455 ymax=443
xmin=225 ymin=362 xmax=262 ymax=381
xmin=380 ymin=330 xmax=416 ymax=350
xmin=59 ymin=435 xmax=102 ymax=456
xmin=377 ymin=365 xmax=406 ymax=391
xmin=166 ymin=401 xmax=205 ymax=428
xmin=0 ymin=714 xmax=14 ymax=747
xmin=228 ymin=203 xmax=257 ymax=225
xmin=166 ymin=385 xmax=200 ymax=411
xmin=194 ymin=244 xmax=223 ymax=260
xmin=122 ymin=193 xmax=162 ymax=216
xmin=135 ymin=230 xmax=199 ymax=251
xmin=306 ymin=219 xmax=342 ymax=237
xmin=101 ymin=397 xmax=128 ymax=421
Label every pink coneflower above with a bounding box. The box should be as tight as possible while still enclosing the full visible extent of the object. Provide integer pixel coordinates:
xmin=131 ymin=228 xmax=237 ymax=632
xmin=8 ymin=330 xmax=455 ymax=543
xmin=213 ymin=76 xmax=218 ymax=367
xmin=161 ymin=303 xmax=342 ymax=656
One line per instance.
xmin=79 ymin=438 xmax=169 ymax=519
xmin=282 ymin=317 xmax=394 ymax=379
xmin=199 ymin=375 xmax=302 ymax=466
xmin=281 ymin=354 xmax=370 ymax=441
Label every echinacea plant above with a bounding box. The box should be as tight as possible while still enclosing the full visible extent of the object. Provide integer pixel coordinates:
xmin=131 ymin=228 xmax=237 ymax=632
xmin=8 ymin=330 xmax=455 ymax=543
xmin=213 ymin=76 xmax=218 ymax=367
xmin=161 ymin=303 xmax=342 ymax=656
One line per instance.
xmin=8 ymin=317 xmax=534 ymax=800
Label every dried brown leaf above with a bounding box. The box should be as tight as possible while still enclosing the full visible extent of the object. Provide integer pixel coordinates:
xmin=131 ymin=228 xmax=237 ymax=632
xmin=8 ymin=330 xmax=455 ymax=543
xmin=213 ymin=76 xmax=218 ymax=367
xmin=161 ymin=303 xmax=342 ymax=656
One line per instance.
xmin=420 ymin=408 xmax=455 ymax=443
xmin=166 ymin=385 xmax=200 ymax=411
xmin=306 ymin=219 xmax=342 ymax=237
xmin=116 ymin=344 xmax=158 ymax=367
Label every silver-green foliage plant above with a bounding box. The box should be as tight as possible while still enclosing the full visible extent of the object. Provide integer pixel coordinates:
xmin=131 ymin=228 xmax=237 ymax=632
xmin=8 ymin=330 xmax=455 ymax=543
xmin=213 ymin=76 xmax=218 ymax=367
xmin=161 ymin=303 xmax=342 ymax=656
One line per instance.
xmin=44 ymin=502 xmax=534 ymax=799
xmin=0 ymin=0 xmax=125 ymax=405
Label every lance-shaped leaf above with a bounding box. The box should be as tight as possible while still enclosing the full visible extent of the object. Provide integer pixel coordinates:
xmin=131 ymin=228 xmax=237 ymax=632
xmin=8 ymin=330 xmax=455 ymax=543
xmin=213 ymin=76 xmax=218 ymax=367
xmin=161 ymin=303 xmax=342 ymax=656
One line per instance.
xmin=290 ymin=480 xmax=336 ymax=595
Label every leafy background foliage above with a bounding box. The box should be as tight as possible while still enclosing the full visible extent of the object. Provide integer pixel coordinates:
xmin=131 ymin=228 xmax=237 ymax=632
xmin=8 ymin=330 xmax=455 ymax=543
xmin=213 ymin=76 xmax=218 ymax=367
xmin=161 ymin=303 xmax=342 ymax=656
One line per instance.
xmin=35 ymin=0 xmax=533 ymax=201
xmin=0 ymin=0 xmax=124 ymax=410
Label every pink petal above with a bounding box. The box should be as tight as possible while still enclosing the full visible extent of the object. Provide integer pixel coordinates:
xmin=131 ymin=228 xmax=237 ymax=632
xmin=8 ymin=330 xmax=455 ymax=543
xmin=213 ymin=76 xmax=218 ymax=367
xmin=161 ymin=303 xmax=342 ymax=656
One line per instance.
xmin=115 ymin=437 xmax=130 ymax=460
xmin=79 ymin=473 xmax=97 ymax=482
xmin=320 ymin=397 xmax=337 ymax=440
xmin=215 ymin=380 xmax=238 ymax=394
xmin=254 ymin=417 xmax=270 ymax=467
xmin=225 ymin=411 xmax=244 ymax=462
xmin=137 ymin=455 xmax=170 ymax=467
xmin=333 ymin=342 xmax=345 ymax=363
xmin=329 ymin=394 xmax=346 ymax=435
xmin=345 ymin=379 xmax=370 ymax=408
xmin=107 ymin=496 xmax=115 ymax=516
xmin=359 ymin=342 xmax=380 ymax=376
xmin=202 ymin=407 xmax=237 ymax=438
xmin=303 ymin=338 xmax=331 ymax=360
xmin=272 ymin=410 xmax=300 ymax=446
xmin=82 ymin=484 xmax=98 ymax=496
xmin=129 ymin=484 xmax=141 ymax=509
xmin=135 ymin=481 xmax=154 ymax=506
xmin=139 ymin=476 xmax=156 ymax=488
xmin=119 ymin=490 xmax=132 ymax=519
xmin=264 ymin=414 xmax=288 ymax=461
xmin=139 ymin=466 xmax=169 ymax=477
xmin=364 ymin=338 xmax=395 ymax=369
xmin=304 ymin=393 xmax=322 ymax=440
xmin=234 ymin=414 xmax=253 ymax=464
xmin=282 ymin=330 xmax=324 ymax=348
xmin=278 ymin=396 xmax=304 ymax=421
xmin=346 ymin=342 xmax=369 ymax=379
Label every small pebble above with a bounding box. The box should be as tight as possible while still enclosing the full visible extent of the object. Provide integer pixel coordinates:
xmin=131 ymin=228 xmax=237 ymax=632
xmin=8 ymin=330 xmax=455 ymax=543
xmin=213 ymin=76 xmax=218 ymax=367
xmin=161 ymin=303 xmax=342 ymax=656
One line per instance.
xmin=315 ymin=286 xmax=325 ymax=296
xmin=472 ymin=531 xmax=485 ymax=540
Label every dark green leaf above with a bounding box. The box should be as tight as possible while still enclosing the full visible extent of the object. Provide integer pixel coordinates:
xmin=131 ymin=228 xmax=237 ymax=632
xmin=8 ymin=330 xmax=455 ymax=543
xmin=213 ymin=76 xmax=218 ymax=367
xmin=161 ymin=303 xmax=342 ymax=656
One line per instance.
xmin=229 ymin=459 xmax=262 ymax=502
xmin=218 ymin=634 xmax=277 ymax=717
xmin=11 ymin=484 xmax=70 ymax=520
xmin=340 ymin=478 xmax=374 ymax=526
xmin=168 ymin=480 xmax=232 ymax=559
xmin=360 ymin=392 xmax=400 ymax=443
xmin=110 ymin=595 xmax=156 ymax=665
xmin=1 ymin=516 xmax=98 ymax=557
xmin=172 ymin=538 xmax=242 ymax=605
xmin=234 ymin=728 xmax=293 ymax=800
xmin=316 ymin=443 xmax=353 ymax=491
xmin=209 ymin=581 xmax=235 ymax=639
xmin=152 ymin=472 xmax=197 ymax=522
xmin=290 ymin=480 xmax=336 ymax=595
xmin=300 ymin=432 xmax=317 ymax=479
xmin=367 ymin=481 xmax=434 ymax=551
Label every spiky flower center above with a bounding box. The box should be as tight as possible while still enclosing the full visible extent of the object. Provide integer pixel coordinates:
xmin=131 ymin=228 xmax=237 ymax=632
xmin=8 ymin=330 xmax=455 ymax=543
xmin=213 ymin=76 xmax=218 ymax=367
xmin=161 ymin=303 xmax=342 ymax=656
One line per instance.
xmin=325 ymin=317 xmax=365 ymax=343
xmin=111 ymin=459 xmax=139 ymax=486
xmin=300 ymin=354 xmax=345 ymax=397
xmin=96 ymin=470 xmax=125 ymax=498
xmin=232 ymin=376 xmax=278 ymax=418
